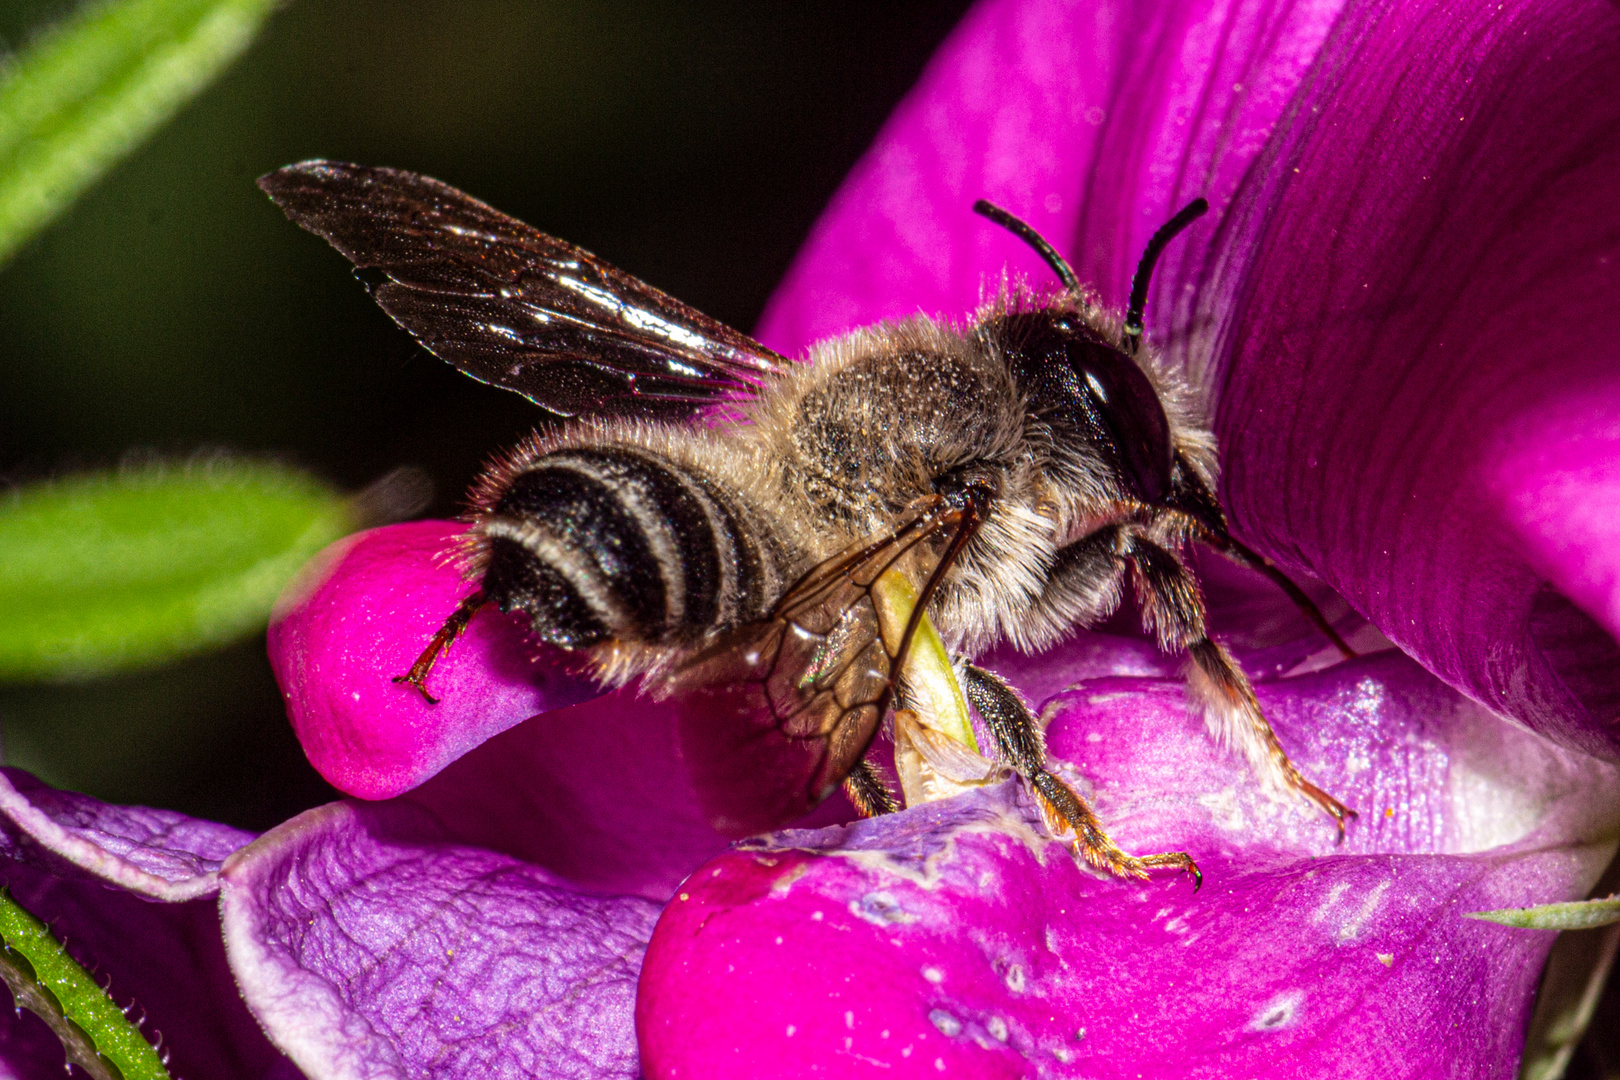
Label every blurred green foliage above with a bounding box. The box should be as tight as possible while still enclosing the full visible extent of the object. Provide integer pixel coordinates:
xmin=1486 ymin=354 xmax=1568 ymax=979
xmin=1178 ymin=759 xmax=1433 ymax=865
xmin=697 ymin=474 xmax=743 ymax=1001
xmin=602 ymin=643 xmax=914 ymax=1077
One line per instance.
xmin=0 ymin=0 xmax=280 ymax=266
xmin=0 ymin=458 xmax=353 ymax=680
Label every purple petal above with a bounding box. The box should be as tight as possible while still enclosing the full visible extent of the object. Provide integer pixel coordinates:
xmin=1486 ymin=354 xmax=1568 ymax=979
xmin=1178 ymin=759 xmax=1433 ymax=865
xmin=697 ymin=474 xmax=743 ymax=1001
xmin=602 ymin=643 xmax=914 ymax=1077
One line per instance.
xmin=1207 ymin=0 xmax=1620 ymax=759
xmin=0 ymin=766 xmax=253 ymax=900
xmin=220 ymin=798 xmax=663 ymax=1080
xmin=1035 ymin=650 xmax=1619 ymax=860
xmin=638 ymin=652 xmax=1619 ymax=1077
xmin=0 ymin=863 xmax=303 ymax=1080
xmin=399 ymin=687 xmax=859 ymax=900
xmin=0 ymin=772 xmax=296 ymax=1078
xmin=268 ymin=520 xmax=602 ymax=799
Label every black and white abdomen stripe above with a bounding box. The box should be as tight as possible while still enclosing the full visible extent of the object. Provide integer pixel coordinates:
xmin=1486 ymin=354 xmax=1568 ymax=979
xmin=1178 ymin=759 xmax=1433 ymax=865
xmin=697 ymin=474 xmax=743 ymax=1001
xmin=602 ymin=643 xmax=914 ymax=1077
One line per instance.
xmin=477 ymin=446 xmax=780 ymax=649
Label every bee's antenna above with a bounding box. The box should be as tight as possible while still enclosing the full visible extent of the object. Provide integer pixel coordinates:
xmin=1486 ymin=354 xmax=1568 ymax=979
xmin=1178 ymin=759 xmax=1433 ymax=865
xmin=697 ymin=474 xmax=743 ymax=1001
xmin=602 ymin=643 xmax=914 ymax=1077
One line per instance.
xmin=972 ymin=199 xmax=1080 ymax=293
xmin=1123 ymin=197 xmax=1209 ymax=355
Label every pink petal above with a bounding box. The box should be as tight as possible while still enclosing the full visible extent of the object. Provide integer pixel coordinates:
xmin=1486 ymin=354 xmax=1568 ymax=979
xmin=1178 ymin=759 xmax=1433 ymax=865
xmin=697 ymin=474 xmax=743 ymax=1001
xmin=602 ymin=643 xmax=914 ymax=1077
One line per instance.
xmin=268 ymin=520 xmax=602 ymax=799
xmin=638 ymin=652 xmax=1619 ymax=1078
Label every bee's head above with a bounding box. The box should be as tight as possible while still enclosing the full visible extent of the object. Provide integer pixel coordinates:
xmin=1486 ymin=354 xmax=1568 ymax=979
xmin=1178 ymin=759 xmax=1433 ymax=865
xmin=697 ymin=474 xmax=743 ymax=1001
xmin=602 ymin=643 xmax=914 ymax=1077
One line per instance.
xmin=995 ymin=308 xmax=1173 ymax=504
xmin=973 ymin=198 xmax=1214 ymax=515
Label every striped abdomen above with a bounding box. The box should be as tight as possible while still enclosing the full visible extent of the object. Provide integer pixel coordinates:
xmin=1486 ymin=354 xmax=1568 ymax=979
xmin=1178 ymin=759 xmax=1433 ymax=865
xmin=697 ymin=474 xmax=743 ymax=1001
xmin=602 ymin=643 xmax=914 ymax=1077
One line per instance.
xmin=476 ymin=446 xmax=783 ymax=648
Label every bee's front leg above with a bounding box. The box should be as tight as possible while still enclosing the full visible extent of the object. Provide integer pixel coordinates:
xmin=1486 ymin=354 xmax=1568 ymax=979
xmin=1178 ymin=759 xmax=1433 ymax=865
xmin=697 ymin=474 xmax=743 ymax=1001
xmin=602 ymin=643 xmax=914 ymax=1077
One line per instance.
xmin=961 ymin=665 xmax=1200 ymax=887
xmin=1123 ymin=534 xmax=1356 ymax=835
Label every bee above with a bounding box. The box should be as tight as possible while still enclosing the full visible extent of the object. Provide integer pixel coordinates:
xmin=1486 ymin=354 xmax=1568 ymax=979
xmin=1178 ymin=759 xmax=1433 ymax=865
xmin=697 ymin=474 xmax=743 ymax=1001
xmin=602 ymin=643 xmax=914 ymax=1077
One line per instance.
xmin=261 ymin=161 xmax=1356 ymax=885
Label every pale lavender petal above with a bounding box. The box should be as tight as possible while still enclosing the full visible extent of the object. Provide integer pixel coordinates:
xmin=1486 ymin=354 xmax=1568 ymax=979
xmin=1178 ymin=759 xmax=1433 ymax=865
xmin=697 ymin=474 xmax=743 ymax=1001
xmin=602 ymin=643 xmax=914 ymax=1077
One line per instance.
xmin=220 ymin=798 xmax=664 ymax=1080
xmin=0 ymin=767 xmax=253 ymax=900
xmin=1207 ymin=0 xmax=1620 ymax=759
xmin=1037 ymin=650 xmax=1619 ymax=861
xmin=638 ymin=652 xmax=1620 ymax=1077
xmin=268 ymin=521 xmax=602 ymax=800
xmin=0 ymin=775 xmax=296 ymax=1078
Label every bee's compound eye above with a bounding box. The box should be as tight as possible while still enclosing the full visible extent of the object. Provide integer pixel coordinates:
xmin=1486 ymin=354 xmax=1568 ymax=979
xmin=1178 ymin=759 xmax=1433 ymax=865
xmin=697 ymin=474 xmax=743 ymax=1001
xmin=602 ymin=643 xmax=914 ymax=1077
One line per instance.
xmin=1000 ymin=311 xmax=1173 ymax=503
xmin=1072 ymin=347 xmax=1173 ymax=503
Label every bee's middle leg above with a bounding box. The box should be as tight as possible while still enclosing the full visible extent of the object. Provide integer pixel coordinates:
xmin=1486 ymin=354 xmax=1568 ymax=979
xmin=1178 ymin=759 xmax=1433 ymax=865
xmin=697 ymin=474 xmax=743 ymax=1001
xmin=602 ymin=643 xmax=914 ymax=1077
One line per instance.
xmin=962 ymin=664 xmax=1200 ymax=886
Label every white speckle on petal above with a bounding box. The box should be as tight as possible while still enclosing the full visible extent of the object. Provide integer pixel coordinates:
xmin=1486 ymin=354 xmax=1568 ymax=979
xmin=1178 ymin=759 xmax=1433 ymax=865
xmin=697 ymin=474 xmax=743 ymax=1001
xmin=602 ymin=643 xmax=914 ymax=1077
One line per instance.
xmin=929 ymin=1009 xmax=962 ymax=1037
xmin=986 ymin=1016 xmax=1008 ymax=1042
xmin=1337 ymin=880 xmax=1391 ymax=942
xmin=923 ymin=966 xmax=944 ymax=983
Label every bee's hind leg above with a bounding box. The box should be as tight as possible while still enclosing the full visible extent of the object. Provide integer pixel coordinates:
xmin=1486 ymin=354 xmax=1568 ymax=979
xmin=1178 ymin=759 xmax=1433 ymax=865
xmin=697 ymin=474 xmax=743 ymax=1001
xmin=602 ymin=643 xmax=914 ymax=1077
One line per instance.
xmin=962 ymin=665 xmax=1200 ymax=887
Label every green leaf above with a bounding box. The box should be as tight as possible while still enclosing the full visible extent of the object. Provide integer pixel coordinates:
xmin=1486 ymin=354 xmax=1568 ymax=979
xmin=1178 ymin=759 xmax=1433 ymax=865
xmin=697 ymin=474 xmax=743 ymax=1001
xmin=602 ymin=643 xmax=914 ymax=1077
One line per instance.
xmin=0 ymin=458 xmax=355 ymax=681
xmin=1464 ymin=893 xmax=1620 ymax=931
xmin=0 ymin=887 xmax=172 ymax=1080
xmin=0 ymin=0 xmax=281 ymax=267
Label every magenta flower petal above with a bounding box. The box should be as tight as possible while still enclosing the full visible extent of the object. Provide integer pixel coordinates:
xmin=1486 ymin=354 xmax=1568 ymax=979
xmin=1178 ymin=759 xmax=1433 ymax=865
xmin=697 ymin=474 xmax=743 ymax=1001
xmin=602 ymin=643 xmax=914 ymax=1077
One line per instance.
xmin=637 ymin=653 xmax=1620 ymax=1078
xmin=640 ymin=798 xmax=1581 ymax=1079
xmin=399 ymin=692 xmax=739 ymax=899
xmin=0 ymin=771 xmax=298 ymax=1079
xmin=269 ymin=520 xmax=602 ymax=799
xmin=220 ymin=798 xmax=663 ymax=1080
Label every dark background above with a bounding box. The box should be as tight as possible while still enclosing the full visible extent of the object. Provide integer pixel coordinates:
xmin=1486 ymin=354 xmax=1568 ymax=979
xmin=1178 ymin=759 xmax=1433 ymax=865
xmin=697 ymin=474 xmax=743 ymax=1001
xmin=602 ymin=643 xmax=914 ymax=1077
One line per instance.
xmin=0 ymin=0 xmax=974 ymax=830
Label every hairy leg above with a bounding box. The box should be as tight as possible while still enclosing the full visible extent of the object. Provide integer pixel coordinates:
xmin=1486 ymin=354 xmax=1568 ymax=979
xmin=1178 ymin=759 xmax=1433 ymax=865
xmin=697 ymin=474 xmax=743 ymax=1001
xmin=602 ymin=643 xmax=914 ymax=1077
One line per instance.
xmin=1123 ymin=533 xmax=1354 ymax=833
xmin=962 ymin=664 xmax=1200 ymax=886
xmin=842 ymin=758 xmax=900 ymax=817
xmin=1031 ymin=526 xmax=1353 ymax=834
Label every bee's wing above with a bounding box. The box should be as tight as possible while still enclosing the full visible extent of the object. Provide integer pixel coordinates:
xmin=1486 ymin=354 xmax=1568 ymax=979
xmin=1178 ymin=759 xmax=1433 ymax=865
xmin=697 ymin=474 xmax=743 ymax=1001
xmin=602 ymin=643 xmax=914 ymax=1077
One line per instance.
xmin=259 ymin=161 xmax=788 ymax=420
xmin=669 ymin=500 xmax=965 ymax=836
